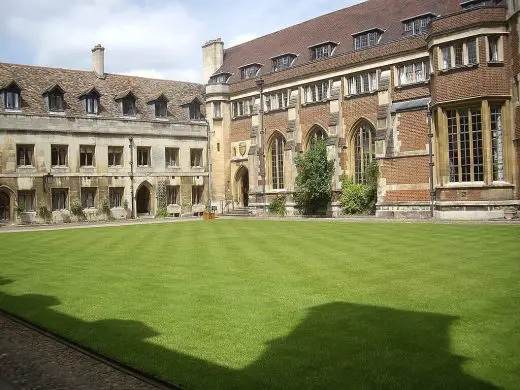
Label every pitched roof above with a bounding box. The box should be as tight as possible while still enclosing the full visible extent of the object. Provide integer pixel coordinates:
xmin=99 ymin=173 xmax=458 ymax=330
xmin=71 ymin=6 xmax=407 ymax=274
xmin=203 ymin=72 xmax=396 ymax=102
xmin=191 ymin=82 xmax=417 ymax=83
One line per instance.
xmin=0 ymin=63 xmax=204 ymax=122
xmin=216 ymin=0 xmax=461 ymax=84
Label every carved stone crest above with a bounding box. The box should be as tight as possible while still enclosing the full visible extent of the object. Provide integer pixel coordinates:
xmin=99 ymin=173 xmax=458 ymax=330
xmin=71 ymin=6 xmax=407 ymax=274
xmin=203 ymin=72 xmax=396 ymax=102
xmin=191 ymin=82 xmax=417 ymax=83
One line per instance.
xmin=239 ymin=142 xmax=247 ymax=156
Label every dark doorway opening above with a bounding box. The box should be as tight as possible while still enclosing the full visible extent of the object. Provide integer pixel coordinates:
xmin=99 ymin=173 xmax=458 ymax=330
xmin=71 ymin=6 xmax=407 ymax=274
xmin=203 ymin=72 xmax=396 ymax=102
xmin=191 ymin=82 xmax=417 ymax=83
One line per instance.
xmin=0 ymin=191 xmax=10 ymax=221
xmin=136 ymin=185 xmax=151 ymax=215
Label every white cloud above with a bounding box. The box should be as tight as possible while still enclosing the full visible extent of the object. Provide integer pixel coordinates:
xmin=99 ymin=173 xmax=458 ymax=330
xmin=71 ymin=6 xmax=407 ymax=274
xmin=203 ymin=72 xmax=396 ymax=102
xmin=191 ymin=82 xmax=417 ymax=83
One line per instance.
xmin=228 ymin=34 xmax=258 ymax=48
xmin=1 ymin=0 xmax=204 ymax=82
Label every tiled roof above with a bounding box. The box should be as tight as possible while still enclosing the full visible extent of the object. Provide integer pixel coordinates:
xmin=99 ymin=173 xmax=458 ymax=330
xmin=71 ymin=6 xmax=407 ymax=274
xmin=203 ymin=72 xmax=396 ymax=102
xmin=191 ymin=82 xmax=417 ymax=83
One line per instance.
xmin=216 ymin=0 xmax=462 ymax=84
xmin=0 ymin=63 xmax=204 ymax=122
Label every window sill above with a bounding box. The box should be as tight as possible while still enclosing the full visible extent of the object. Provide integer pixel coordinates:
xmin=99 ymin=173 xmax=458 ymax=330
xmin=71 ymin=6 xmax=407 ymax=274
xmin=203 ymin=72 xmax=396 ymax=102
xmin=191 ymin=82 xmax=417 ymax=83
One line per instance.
xmin=232 ymin=114 xmax=253 ymax=120
xmin=4 ymin=108 xmax=22 ymax=113
xmin=438 ymin=63 xmax=479 ymax=74
xmin=301 ymin=99 xmax=329 ymax=107
xmin=440 ymin=181 xmax=513 ymax=189
xmin=49 ymin=111 xmax=66 ymax=116
xmin=345 ymin=90 xmax=378 ymax=99
xmin=487 ymin=61 xmax=504 ymax=67
xmin=137 ymin=165 xmax=151 ymax=168
xmin=166 ymin=165 xmax=181 ymax=170
xmin=51 ymin=166 xmax=69 ymax=170
xmin=121 ymin=115 xmax=137 ymax=120
xmin=394 ymin=80 xmax=430 ymax=90
xmin=80 ymin=166 xmax=96 ymax=169
xmin=86 ymin=113 xmax=100 ymax=117
xmin=108 ymin=165 xmax=124 ymax=169
xmin=154 ymin=117 xmax=169 ymax=121
xmin=17 ymin=165 xmax=36 ymax=170
xmin=265 ymin=107 xmax=288 ymax=114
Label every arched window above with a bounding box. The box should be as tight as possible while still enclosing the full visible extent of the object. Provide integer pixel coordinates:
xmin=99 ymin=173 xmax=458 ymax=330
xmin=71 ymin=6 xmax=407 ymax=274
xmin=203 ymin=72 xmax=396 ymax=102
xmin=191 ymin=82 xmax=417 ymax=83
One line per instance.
xmin=353 ymin=124 xmax=375 ymax=184
xmin=307 ymin=126 xmax=327 ymax=149
xmin=269 ymin=135 xmax=285 ymax=189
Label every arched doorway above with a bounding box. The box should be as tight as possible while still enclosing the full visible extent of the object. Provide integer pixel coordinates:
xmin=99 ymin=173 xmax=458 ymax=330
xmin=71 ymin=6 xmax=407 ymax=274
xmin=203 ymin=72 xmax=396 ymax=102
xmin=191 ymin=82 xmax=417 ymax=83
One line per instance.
xmin=235 ymin=167 xmax=249 ymax=207
xmin=0 ymin=191 xmax=10 ymax=222
xmin=136 ymin=185 xmax=151 ymax=215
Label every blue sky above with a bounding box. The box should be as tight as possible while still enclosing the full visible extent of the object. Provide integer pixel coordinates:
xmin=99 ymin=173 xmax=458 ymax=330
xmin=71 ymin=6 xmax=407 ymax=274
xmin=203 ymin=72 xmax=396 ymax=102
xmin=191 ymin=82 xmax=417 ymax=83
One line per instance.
xmin=0 ymin=0 xmax=364 ymax=82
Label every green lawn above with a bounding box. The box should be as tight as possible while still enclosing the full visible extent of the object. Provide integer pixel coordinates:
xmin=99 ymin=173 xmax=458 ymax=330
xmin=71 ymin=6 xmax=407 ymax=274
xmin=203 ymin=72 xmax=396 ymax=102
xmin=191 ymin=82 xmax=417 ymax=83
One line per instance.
xmin=0 ymin=220 xmax=519 ymax=389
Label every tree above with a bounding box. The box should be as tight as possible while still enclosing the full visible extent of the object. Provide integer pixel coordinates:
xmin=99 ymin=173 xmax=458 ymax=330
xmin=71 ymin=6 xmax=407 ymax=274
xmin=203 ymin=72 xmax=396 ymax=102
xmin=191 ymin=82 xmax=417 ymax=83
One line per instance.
xmin=294 ymin=139 xmax=334 ymax=215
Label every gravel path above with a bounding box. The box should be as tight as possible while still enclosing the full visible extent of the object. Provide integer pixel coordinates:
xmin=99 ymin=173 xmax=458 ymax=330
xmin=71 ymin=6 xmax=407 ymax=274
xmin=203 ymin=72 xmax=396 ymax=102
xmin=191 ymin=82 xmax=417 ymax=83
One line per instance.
xmin=0 ymin=313 xmax=169 ymax=390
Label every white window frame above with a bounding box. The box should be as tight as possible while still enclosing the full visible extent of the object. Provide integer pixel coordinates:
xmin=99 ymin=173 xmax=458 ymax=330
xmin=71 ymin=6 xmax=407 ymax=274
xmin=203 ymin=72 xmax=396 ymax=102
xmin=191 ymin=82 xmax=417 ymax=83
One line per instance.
xmin=304 ymin=81 xmax=330 ymax=103
xmin=396 ymin=60 xmax=430 ymax=86
xmin=440 ymin=38 xmax=479 ymax=70
xmin=347 ymin=72 xmax=378 ymax=95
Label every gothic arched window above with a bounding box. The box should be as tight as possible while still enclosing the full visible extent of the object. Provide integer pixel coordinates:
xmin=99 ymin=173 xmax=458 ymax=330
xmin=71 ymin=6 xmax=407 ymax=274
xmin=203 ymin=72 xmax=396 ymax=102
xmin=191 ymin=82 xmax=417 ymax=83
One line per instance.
xmin=269 ymin=135 xmax=285 ymax=189
xmin=307 ymin=126 xmax=327 ymax=149
xmin=354 ymin=124 xmax=375 ymax=184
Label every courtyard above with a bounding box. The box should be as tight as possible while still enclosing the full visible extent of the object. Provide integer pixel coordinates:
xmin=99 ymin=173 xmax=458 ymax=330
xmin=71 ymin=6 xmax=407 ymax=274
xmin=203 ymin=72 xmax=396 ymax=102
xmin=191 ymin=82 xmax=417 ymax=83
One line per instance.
xmin=0 ymin=220 xmax=519 ymax=389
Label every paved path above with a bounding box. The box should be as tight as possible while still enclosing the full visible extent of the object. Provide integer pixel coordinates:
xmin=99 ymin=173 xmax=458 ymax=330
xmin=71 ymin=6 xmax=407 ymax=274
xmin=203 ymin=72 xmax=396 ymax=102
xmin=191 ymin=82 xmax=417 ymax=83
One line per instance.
xmin=0 ymin=215 xmax=518 ymax=234
xmin=0 ymin=314 xmax=171 ymax=390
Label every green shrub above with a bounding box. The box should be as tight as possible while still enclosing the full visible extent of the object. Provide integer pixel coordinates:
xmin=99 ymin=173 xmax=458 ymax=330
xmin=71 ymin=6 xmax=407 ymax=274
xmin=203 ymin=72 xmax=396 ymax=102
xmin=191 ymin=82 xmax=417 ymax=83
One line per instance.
xmin=340 ymin=178 xmax=368 ymax=215
xmin=62 ymin=212 xmax=71 ymax=223
xmin=155 ymin=207 xmax=169 ymax=218
xmin=365 ymin=161 xmax=379 ymax=214
xmin=37 ymin=205 xmax=52 ymax=223
xmin=99 ymin=198 xmax=113 ymax=220
xmin=70 ymin=198 xmax=85 ymax=219
xmin=268 ymin=195 xmax=286 ymax=216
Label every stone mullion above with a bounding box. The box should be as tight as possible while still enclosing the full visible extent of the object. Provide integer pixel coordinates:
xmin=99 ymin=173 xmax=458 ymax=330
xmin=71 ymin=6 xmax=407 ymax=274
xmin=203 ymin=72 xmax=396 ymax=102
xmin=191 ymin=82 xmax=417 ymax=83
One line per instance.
xmin=481 ymin=100 xmax=492 ymax=184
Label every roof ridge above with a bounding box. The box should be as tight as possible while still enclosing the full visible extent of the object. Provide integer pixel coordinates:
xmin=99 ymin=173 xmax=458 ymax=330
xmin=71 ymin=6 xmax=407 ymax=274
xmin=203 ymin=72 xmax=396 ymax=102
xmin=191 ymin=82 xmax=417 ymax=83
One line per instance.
xmin=0 ymin=61 xmax=203 ymax=86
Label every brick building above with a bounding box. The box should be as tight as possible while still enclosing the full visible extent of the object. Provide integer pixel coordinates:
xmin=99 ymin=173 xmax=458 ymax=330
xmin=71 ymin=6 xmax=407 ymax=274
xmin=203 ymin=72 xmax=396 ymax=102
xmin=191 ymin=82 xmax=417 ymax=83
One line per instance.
xmin=204 ymin=0 xmax=520 ymax=219
xmin=0 ymin=46 xmax=208 ymax=224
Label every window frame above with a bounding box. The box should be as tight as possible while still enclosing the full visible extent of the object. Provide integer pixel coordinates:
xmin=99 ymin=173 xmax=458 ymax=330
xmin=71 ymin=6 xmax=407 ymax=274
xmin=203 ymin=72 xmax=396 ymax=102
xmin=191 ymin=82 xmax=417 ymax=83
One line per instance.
xmin=240 ymin=65 xmax=261 ymax=80
xmin=51 ymin=145 xmax=68 ymax=167
xmin=16 ymin=144 xmax=34 ymax=167
xmin=165 ymin=147 xmax=180 ymax=167
xmin=269 ymin=135 xmax=285 ymax=190
xmin=347 ymin=71 xmax=378 ymax=95
xmin=79 ymin=145 xmax=95 ymax=167
xmin=17 ymin=190 xmax=35 ymax=212
xmin=48 ymin=91 xmax=64 ymax=112
xmin=81 ymin=187 xmax=96 ymax=209
xmin=155 ymin=99 xmax=168 ymax=118
xmin=136 ymin=146 xmax=151 ymax=167
xmin=166 ymin=185 xmax=180 ymax=205
xmin=354 ymin=30 xmax=381 ymax=50
xmin=213 ymin=101 xmax=222 ymax=118
xmin=191 ymin=185 xmax=204 ymax=205
xmin=353 ymin=124 xmax=375 ymax=184
xmin=51 ymin=188 xmax=69 ymax=211
xmin=440 ymin=38 xmax=479 ymax=70
xmin=304 ymin=81 xmax=330 ymax=104
xmin=272 ymin=54 xmax=296 ymax=71
xmin=108 ymin=146 xmax=123 ymax=167
xmin=4 ymin=88 xmax=21 ymax=110
xmin=85 ymin=93 xmax=100 ymax=115
xmin=446 ymin=107 xmax=484 ymax=183
xmin=190 ymin=148 xmax=204 ymax=168
xmin=109 ymin=187 xmax=124 ymax=208
xmin=396 ymin=60 xmax=430 ymax=86
xmin=122 ymin=96 xmax=136 ymax=117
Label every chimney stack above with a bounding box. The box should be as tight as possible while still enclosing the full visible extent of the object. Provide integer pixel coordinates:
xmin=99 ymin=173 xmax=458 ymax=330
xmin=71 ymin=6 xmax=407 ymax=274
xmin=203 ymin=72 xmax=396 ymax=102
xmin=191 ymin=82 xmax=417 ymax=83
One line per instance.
xmin=202 ymin=38 xmax=224 ymax=83
xmin=92 ymin=44 xmax=105 ymax=79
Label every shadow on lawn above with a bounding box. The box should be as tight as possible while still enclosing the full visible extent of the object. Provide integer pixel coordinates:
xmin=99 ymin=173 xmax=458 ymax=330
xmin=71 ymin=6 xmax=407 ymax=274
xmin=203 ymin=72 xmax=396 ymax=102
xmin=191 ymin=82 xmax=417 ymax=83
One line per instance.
xmin=0 ymin=289 xmax=500 ymax=390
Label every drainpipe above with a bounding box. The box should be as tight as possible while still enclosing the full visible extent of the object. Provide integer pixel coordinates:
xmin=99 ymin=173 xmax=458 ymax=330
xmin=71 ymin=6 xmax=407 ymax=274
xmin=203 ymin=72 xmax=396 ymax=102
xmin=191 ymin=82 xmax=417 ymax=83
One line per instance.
xmin=129 ymin=137 xmax=135 ymax=219
xmin=427 ymin=101 xmax=435 ymax=218
xmin=205 ymin=119 xmax=213 ymax=212
xmin=256 ymin=78 xmax=266 ymax=213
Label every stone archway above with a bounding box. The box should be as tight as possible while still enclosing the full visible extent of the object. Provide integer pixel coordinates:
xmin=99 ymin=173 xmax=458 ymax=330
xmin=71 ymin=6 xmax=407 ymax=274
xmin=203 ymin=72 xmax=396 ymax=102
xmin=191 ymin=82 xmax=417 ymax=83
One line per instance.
xmin=136 ymin=182 xmax=154 ymax=216
xmin=0 ymin=186 xmax=15 ymax=223
xmin=235 ymin=166 xmax=249 ymax=207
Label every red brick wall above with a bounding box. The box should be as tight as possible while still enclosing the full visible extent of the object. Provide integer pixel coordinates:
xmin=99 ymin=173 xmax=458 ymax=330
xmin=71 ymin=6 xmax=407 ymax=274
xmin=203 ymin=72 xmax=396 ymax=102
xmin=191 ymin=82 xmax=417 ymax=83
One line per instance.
xmin=264 ymin=110 xmax=289 ymax=134
xmin=396 ymin=109 xmax=429 ymax=152
xmin=342 ymin=94 xmax=378 ymax=139
xmin=384 ymin=190 xmax=429 ymax=202
xmin=230 ymin=117 xmax=252 ymax=142
xmin=393 ymin=84 xmax=430 ymax=102
xmin=380 ymin=156 xmax=429 ymax=185
xmin=300 ymin=102 xmax=330 ymax=144
xmin=437 ymin=187 xmax=514 ymax=201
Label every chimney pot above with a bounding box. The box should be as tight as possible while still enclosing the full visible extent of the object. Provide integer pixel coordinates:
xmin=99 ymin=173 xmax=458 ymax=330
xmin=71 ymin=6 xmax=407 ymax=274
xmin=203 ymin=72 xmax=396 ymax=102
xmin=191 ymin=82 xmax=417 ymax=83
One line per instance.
xmin=92 ymin=44 xmax=105 ymax=79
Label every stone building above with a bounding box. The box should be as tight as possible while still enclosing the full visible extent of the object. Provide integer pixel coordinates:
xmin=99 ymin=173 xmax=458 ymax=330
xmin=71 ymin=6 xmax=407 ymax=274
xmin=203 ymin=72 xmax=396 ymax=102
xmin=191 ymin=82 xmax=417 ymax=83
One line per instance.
xmin=204 ymin=0 xmax=520 ymax=219
xmin=0 ymin=45 xmax=208 ymax=224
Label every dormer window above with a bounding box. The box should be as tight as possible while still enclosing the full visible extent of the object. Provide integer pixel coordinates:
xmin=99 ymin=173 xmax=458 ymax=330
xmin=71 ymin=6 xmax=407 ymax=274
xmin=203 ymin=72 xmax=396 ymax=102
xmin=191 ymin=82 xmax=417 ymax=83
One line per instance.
xmin=310 ymin=42 xmax=336 ymax=61
xmin=460 ymin=0 xmax=504 ymax=8
xmin=148 ymin=94 xmax=168 ymax=118
xmin=2 ymin=82 xmax=21 ymax=110
xmin=189 ymin=100 xmax=202 ymax=120
xmin=272 ymin=53 xmax=297 ymax=71
xmin=239 ymin=64 xmax=261 ymax=80
xmin=115 ymin=91 xmax=137 ymax=117
xmin=44 ymin=85 xmax=65 ymax=112
xmin=79 ymin=88 xmax=101 ymax=115
xmin=209 ymin=73 xmax=231 ymax=84
xmin=402 ymin=13 xmax=436 ymax=36
xmin=353 ymin=29 xmax=383 ymax=50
